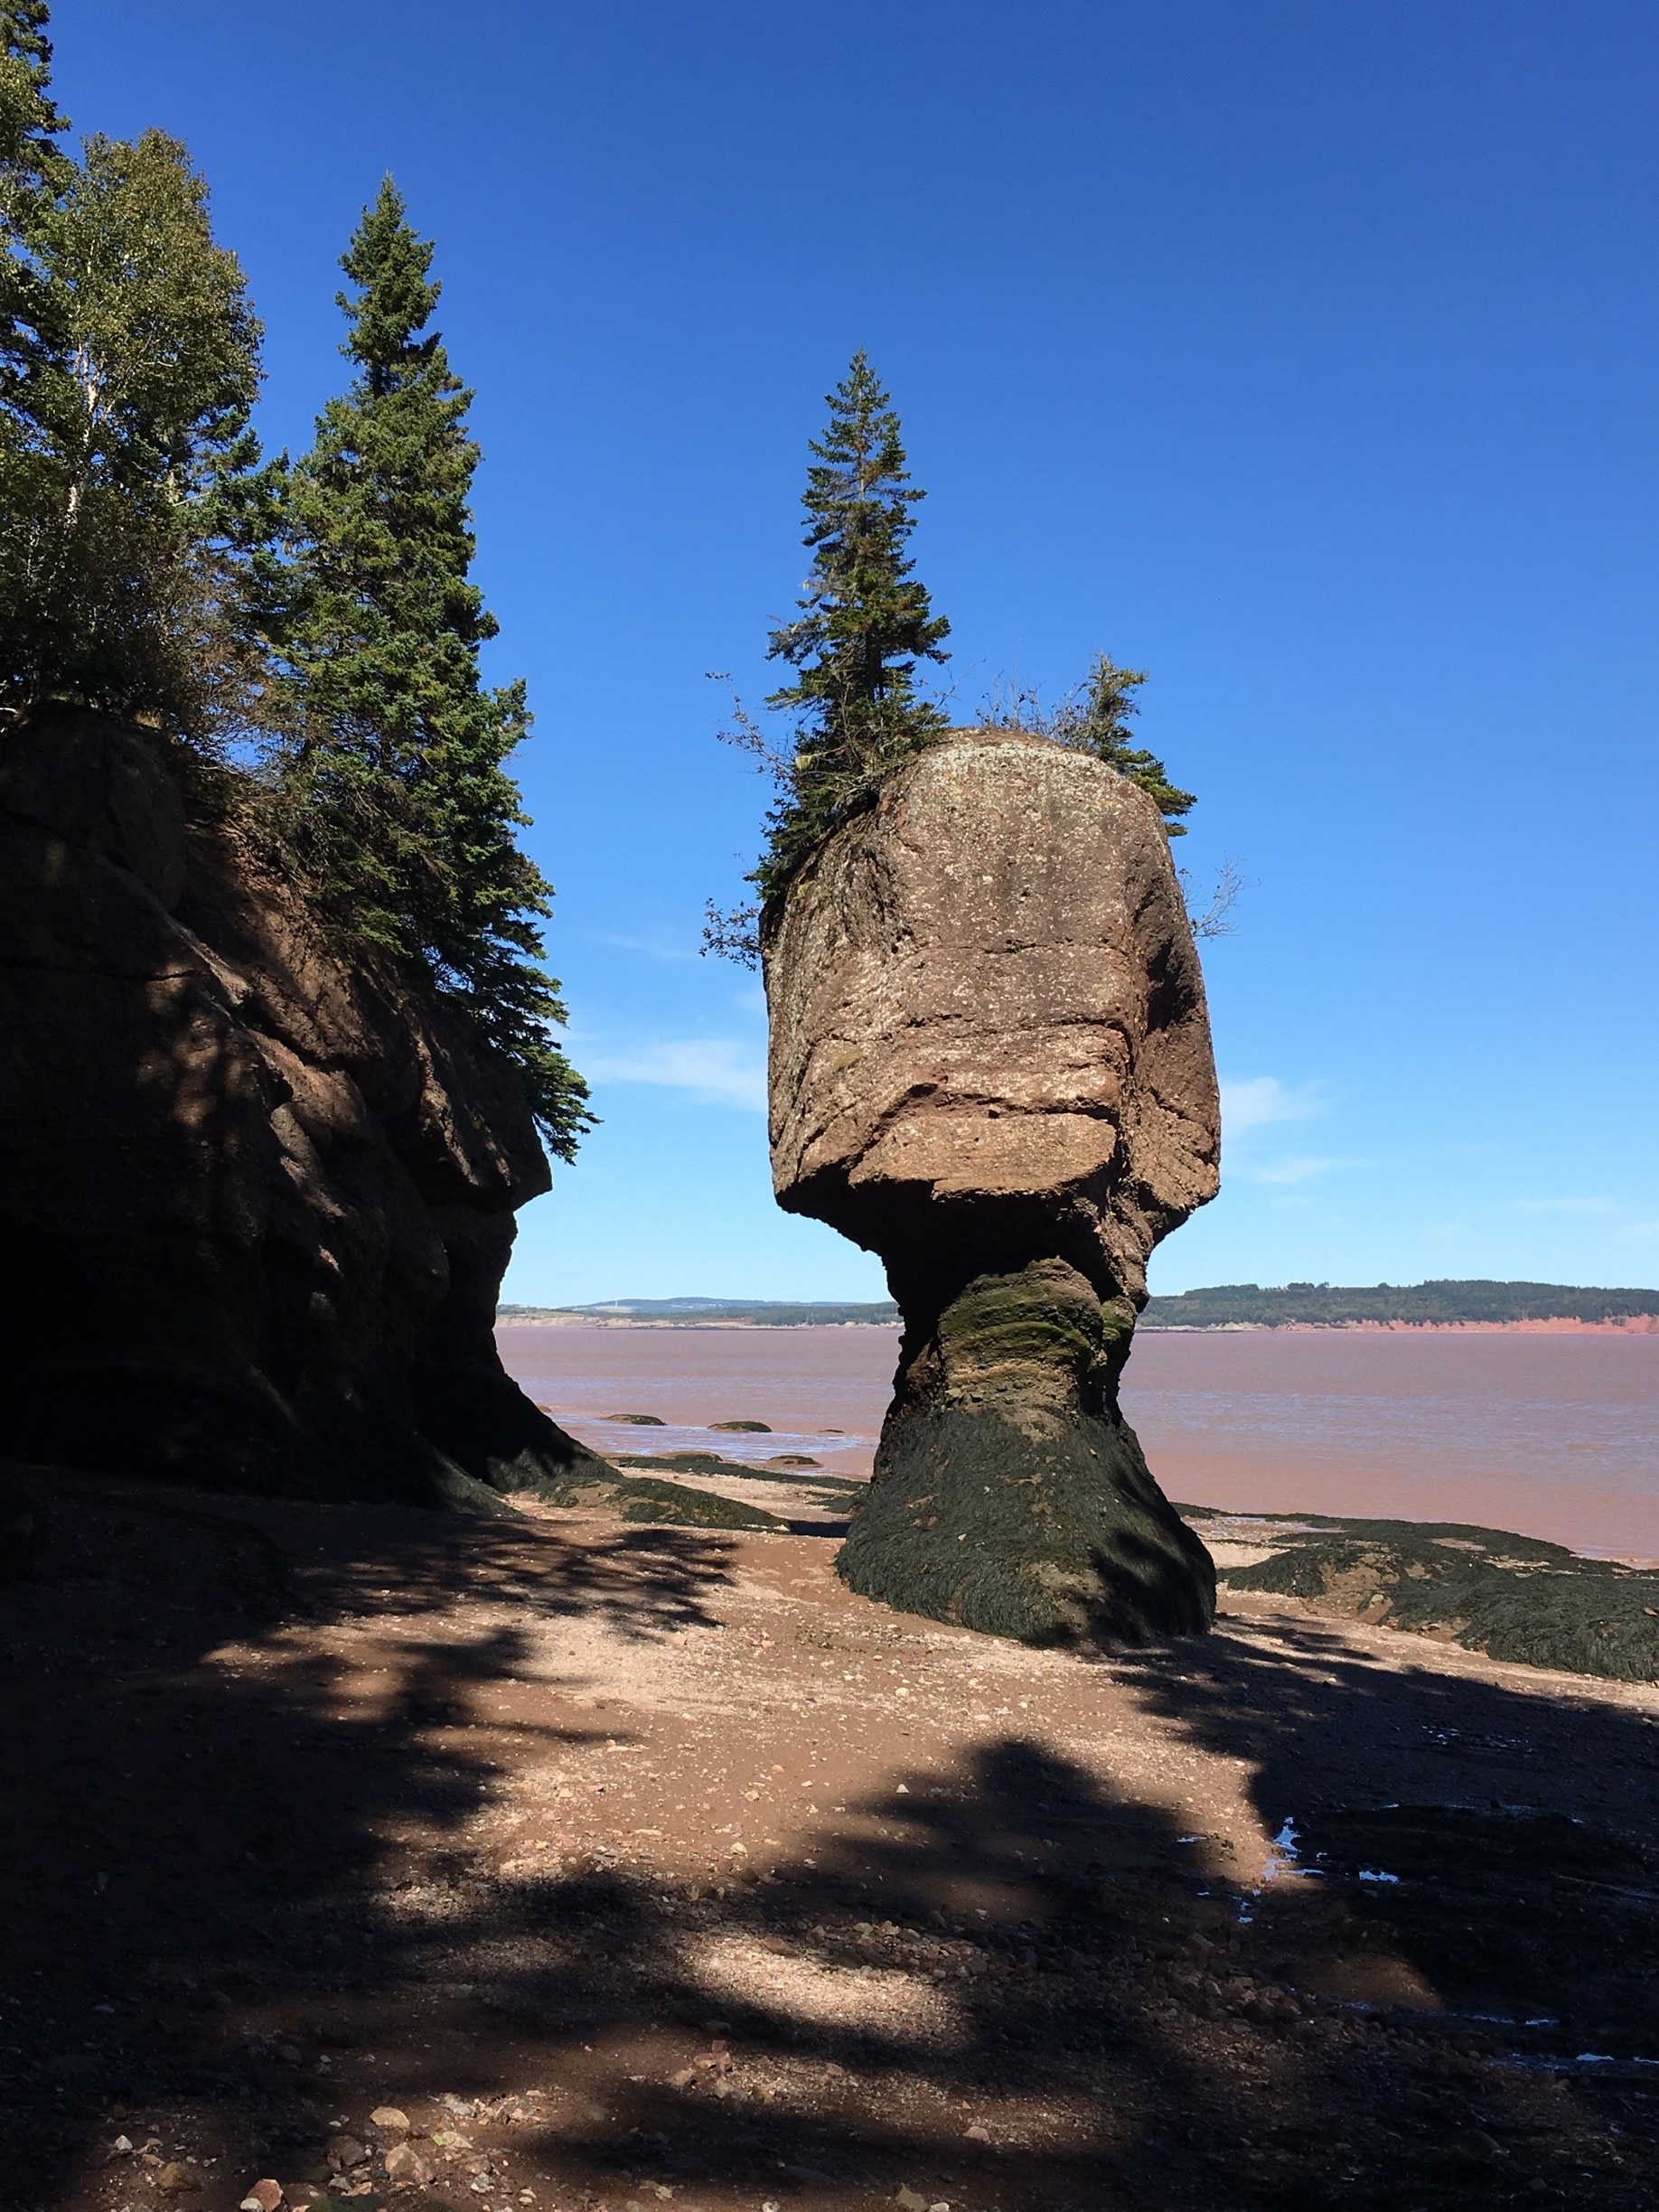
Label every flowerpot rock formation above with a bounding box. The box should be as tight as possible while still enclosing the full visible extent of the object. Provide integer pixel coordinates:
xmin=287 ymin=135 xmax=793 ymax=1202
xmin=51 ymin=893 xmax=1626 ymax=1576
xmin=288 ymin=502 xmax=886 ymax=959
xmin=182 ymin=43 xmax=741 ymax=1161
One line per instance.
xmin=0 ymin=705 xmax=608 ymax=1510
xmin=766 ymin=729 xmax=1222 ymax=1645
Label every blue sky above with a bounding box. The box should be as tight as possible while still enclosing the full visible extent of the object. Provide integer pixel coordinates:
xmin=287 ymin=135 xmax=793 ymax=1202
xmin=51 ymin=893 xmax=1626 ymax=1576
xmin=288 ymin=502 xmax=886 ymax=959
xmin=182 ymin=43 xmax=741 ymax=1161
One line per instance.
xmin=60 ymin=2 xmax=1659 ymax=1300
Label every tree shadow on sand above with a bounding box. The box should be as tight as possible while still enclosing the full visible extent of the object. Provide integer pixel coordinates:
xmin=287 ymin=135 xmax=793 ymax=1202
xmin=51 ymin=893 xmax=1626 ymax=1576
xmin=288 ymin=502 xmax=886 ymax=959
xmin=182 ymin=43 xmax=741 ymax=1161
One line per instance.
xmin=4 ymin=1478 xmax=1657 ymax=2212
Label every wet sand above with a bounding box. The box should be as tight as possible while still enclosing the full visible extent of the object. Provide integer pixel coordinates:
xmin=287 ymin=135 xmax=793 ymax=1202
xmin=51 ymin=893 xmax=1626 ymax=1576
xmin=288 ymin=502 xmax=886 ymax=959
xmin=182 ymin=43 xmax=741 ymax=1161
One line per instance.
xmin=499 ymin=1324 xmax=1659 ymax=1561
xmin=497 ymin=1322 xmax=900 ymax=1478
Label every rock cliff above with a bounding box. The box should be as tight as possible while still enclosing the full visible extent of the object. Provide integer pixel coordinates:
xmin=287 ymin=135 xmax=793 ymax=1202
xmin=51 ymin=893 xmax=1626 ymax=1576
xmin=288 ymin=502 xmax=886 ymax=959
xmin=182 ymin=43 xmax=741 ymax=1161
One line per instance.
xmin=0 ymin=705 xmax=606 ymax=1509
xmin=766 ymin=729 xmax=1221 ymax=1644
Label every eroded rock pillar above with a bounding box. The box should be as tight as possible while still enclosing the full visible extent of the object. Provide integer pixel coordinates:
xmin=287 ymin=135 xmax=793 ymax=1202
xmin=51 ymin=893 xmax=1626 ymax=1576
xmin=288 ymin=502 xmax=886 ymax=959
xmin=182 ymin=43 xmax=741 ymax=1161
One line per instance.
xmin=764 ymin=730 xmax=1222 ymax=1645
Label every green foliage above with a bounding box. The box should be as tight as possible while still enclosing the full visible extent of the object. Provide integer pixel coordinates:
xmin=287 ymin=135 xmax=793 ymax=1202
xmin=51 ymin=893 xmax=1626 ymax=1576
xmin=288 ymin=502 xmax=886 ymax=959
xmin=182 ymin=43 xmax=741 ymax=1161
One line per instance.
xmin=0 ymin=13 xmax=585 ymax=1163
xmin=981 ymin=651 xmax=1196 ymax=834
xmin=1141 ymin=1279 xmax=1659 ymax=1328
xmin=1047 ymin=651 xmax=1195 ymax=832
xmin=268 ymin=180 xmax=590 ymax=1158
xmin=0 ymin=11 xmax=267 ymax=736
xmin=0 ymin=5 xmax=66 ymax=286
xmin=731 ymin=351 xmax=951 ymax=905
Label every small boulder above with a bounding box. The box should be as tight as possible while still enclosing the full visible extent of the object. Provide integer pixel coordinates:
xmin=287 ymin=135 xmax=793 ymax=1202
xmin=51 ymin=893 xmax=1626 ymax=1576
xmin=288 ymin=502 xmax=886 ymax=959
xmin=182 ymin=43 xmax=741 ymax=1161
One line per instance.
xmin=384 ymin=2143 xmax=436 ymax=2187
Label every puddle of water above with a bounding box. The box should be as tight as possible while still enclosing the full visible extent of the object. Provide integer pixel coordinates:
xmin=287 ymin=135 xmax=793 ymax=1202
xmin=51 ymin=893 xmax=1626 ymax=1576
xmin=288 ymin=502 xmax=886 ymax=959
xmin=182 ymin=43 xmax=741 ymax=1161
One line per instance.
xmin=1241 ymin=1816 xmax=1327 ymax=1920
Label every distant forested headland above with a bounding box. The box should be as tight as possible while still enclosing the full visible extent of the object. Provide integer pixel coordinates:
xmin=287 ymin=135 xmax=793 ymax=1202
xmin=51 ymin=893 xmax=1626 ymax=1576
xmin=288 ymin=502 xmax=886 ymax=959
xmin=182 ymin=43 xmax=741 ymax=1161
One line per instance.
xmin=1140 ymin=1280 xmax=1659 ymax=1328
xmin=501 ymin=1281 xmax=1659 ymax=1329
xmin=498 ymin=1298 xmax=902 ymax=1327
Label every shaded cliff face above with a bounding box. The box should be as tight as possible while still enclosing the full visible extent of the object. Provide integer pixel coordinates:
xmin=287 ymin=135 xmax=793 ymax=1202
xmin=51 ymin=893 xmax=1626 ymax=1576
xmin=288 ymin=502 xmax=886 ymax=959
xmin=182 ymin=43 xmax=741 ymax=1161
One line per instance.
xmin=765 ymin=731 xmax=1221 ymax=1645
xmin=0 ymin=706 xmax=605 ymax=1508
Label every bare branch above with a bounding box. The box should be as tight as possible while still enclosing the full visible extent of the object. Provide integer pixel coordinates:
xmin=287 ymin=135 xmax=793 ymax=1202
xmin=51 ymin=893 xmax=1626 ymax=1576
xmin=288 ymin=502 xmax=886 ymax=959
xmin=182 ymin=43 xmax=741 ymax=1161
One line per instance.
xmin=700 ymin=896 xmax=760 ymax=969
xmin=1181 ymin=857 xmax=1245 ymax=941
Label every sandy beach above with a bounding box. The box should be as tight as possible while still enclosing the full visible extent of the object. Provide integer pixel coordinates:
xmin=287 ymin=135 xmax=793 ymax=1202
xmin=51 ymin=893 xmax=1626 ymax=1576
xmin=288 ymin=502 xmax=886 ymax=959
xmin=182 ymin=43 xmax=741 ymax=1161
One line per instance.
xmin=5 ymin=1466 xmax=1656 ymax=2212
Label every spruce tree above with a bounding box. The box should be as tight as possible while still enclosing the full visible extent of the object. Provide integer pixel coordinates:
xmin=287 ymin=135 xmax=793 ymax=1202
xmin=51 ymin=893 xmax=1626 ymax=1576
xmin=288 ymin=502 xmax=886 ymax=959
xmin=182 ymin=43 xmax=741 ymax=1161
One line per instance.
xmin=1052 ymin=652 xmax=1195 ymax=834
xmin=0 ymin=3 xmax=266 ymax=734
xmin=755 ymin=350 xmax=951 ymax=896
xmin=0 ymin=4 xmax=68 ymax=370
xmin=273 ymin=179 xmax=589 ymax=1159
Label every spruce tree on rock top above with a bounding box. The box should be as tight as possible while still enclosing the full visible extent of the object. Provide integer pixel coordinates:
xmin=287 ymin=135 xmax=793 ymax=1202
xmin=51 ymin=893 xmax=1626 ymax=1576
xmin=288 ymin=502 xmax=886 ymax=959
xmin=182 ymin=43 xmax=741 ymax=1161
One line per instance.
xmin=2 ymin=2 xmax=268 ymax=735
xmin=0 ymin=5 xmax=68 ymax=350
xmin=755 ymin=350 xmax=951 ymax=898
xmin=1052 ymin=651 xmax=1195 ymax=834
xmin=276 ymin=179 xmax=590 ymax=1158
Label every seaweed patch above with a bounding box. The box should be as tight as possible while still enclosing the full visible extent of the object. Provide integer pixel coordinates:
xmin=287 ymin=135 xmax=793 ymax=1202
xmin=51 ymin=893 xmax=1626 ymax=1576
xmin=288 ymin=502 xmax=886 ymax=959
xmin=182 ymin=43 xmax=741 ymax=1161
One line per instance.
xmin=1185 ymin=1508 xmax=1659 ymax=1683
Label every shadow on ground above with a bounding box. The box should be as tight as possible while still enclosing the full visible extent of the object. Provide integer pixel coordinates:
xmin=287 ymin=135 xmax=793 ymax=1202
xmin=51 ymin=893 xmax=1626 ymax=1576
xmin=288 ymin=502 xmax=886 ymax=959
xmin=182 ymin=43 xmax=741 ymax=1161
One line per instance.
xmin=4 ymin=1472 xmax=1656 ymax=2212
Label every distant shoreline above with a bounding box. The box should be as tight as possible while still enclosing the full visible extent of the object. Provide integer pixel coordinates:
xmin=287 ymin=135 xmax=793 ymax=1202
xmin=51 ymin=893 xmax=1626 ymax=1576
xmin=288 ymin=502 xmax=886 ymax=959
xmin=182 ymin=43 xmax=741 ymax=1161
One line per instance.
xmin=496 ymin=1314 xmax=899 ymax=1330
xmin=1148 ymin=1316 xmax=1659 ymax=1336
xmin=498 ymin=1279 xmax=1659 ymax=1333
xmin=497 ymin=1313 xmax=1659 ymax=1336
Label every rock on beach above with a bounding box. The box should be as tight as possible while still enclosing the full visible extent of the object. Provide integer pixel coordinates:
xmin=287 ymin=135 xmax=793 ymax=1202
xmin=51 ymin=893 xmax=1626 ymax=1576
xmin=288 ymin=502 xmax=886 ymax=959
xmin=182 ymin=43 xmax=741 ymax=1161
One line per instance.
xmin=765 ymin=730 xmax=1221 ymax=1644
xmin=0 ymin=705 xmax=608 ymax=1508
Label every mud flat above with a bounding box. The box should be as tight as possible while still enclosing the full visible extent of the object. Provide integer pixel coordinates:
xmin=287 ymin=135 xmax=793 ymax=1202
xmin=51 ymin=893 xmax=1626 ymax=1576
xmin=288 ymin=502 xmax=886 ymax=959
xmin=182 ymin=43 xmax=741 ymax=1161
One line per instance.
xmin=497 ymin=1321 xmax=897 ymax=1480
xmin=501 ymin=1322 xmax=1659 ymax=1560
xmin=5 ymin=1467 xmax=1658 ymax=2212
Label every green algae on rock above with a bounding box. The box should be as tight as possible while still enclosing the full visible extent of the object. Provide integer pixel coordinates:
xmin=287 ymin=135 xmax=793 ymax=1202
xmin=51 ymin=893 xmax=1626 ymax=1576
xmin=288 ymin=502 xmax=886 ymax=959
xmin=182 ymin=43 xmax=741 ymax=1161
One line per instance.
xmin=841 ymin=1259 xmax=1214 ymax=1641
xmin=521 ymin=1462 xmax=790 ymax=1531
xmin=1191 ymin=1508 xmax=1659 ymax=1682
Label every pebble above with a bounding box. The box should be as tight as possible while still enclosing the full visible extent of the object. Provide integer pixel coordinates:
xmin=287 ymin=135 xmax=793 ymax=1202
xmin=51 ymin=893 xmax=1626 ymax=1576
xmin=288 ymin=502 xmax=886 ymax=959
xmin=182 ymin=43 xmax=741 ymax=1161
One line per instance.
xmin=370 ymin=2107 xmax=412 ymax=2138
xmin=384 ymin=2143 xmax=436 ymax=2186
xmin=240 ymin=2182 xmax=283 ymax=2212
xmin=155 ymin=2163 xmax=199 ymax=2194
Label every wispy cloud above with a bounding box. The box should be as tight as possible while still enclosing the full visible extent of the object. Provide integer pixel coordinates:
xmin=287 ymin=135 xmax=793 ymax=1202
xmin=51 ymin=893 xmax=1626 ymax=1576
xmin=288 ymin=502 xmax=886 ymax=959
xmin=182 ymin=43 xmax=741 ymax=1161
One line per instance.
xmin=1245 ymin=1153 xmax=1352 ymax=1186
xmin=1514 ymin=1196 xmax=1618 ymax=1216
xmin=588 ymin=930 xmax=699 ymax=964
xmin=582 ymin=1036 xmax=766 ymax=1111
xmin=1220 ymin=1075 xmax=1327 ymax=1134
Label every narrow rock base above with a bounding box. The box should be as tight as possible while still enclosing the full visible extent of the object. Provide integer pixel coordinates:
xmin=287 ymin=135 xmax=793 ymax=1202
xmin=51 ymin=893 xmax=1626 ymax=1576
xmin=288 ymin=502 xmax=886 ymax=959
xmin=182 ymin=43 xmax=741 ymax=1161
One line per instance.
xmin=839 ymin=1406 xmax=1214 ymax=1645
xmin=837 ymin=1258 xmax=1215 ymax=1645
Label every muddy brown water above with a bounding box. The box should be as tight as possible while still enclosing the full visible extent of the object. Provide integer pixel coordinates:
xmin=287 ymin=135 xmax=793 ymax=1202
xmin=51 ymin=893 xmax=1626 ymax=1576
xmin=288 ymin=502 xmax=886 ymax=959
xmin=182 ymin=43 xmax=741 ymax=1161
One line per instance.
xmin=498 ymin=1322 xmax=1659 ymax=1560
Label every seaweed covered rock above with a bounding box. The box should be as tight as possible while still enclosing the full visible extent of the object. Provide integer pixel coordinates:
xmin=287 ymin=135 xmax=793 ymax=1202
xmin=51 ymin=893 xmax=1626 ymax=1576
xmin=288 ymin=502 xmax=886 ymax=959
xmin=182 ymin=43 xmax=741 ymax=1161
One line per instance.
xmin=0 ymin=705 xmax=605 ymax=1509
xmin=1191 ymin=1508 xmax=1659 ymax=1683
xmin=765 ymin=729 xmax=1221 ymax=1644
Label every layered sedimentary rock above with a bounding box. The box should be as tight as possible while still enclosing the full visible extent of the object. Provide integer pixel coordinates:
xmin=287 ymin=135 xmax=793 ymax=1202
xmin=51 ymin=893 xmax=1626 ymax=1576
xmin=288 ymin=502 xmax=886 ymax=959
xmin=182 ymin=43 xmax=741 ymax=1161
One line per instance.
xmin=766 ymin=730 xmax=1221 ymax=1644
xmin=0 ymin=706 xmax=606 ymax=1509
